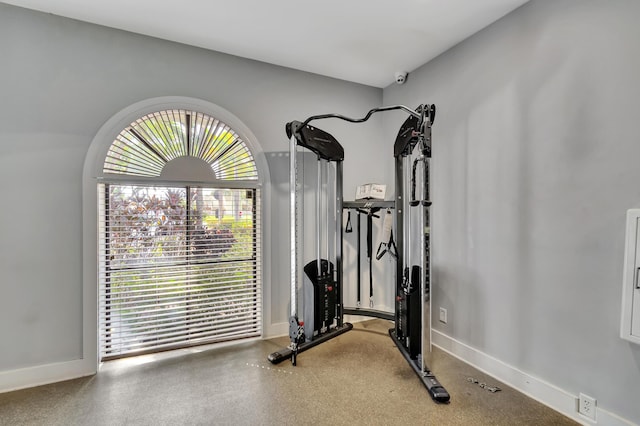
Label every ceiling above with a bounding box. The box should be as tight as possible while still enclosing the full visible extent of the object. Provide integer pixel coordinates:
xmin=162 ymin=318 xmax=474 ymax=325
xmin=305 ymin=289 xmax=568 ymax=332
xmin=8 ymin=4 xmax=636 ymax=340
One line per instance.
xmin=3 ymin=0 xmax=529 ymax=88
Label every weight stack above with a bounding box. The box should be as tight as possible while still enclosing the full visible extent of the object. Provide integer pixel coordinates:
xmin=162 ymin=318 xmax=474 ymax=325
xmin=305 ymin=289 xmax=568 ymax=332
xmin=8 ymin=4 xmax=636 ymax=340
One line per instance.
xmin=303 ymin=259 xmax=337 ymax=340
xmin=396 ymin=266 xmax=421 ymax=359
xmin=407 ymin=265 xmax=422 ymax=359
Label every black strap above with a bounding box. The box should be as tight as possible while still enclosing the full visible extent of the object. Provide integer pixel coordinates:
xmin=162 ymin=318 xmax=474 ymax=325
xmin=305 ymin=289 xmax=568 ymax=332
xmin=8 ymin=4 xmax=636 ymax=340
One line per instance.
xmin=367 ymin=212 xmax=373 ymax=303
xmin=356 ymin=212 xmax=361 ymax=306
xmin=345 ymin=211 xmax=353 ymax=233
xmin=365 ymin=207 xmax=380 ymax=306
xmin=367 ymin=213 xmax=373 ymax=260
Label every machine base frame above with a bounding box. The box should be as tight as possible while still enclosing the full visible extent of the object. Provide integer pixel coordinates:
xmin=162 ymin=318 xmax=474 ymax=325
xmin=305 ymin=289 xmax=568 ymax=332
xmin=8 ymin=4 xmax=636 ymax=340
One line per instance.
xmin=389 ymin=328 xmax=450 ymax=403
xmin=267 ymin=323 xmax=353 ymax=364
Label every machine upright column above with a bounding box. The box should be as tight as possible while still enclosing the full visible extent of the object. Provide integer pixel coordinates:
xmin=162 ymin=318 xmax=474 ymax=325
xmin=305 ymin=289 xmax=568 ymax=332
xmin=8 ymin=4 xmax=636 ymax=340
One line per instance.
xmin=336 ymin=161 xmax=344 ymax=326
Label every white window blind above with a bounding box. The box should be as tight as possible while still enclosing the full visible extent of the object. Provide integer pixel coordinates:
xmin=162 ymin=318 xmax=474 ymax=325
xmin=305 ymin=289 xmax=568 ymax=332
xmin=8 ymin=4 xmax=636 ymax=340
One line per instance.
xmin=103 ymin=109 xmax=258 ymax=180
xmin=98 ymin=184 xmax=261 ymax=360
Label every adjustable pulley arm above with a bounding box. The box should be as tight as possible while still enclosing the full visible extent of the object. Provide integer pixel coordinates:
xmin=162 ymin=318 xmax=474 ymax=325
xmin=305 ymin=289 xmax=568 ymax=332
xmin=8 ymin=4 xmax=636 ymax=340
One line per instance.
xmin=389 ymin=103 xmax=450 ymax=403
xmin=393 ymin=104 xmax=435 ymax=159
xmin=270 ymin=118 xmax=352 ymax=367
xmin=288 ymin=133 xmax=304 ymax=361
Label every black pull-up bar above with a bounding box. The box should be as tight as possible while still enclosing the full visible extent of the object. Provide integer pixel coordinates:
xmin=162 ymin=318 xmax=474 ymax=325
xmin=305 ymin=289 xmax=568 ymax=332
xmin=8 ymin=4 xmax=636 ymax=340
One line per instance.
xmin=297 ymin=104 xmax=426 ymax=130
xmin=286 ymin=104 xmax=436 ymax=160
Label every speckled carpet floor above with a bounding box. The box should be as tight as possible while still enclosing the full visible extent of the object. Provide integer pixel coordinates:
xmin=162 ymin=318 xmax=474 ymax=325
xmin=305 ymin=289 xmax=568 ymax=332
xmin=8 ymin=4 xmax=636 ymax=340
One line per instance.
xmin=0 ymin=320 xmax=577 ymax=425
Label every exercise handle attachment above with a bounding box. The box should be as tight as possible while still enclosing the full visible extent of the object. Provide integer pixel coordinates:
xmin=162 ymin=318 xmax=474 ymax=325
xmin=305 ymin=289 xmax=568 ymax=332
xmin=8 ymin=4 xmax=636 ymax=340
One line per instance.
xmin=288 ymin=316 xmax=306 ymax=366
xmin=376 ymin=210 xmax=398 ymax=260
xmin=410 ymin=157 xmax=431 ymax=207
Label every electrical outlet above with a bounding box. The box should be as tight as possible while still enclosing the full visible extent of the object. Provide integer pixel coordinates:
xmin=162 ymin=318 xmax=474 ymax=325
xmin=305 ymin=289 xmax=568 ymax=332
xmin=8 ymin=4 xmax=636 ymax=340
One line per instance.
xmin=578 ymin=393 xmax=597 ymax=421
xmin=439 ymin=307 xmax=447 ymax=324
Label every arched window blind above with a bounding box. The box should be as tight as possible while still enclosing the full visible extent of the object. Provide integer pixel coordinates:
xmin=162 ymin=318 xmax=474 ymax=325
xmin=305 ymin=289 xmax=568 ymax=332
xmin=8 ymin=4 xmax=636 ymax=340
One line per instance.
xmin=103 ymin=109 xmax=258 ymax=180
xmin=98 ymin=109 xmax=261 ymax=360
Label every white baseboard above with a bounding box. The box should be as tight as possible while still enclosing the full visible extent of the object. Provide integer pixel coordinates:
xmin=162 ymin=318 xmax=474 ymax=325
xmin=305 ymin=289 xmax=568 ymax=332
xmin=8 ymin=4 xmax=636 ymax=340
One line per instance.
xmin=432 ymin=330 xmax=636 ymax=426
xmin=266 ymin=321 xmax=289 ymax=338
xmin=0 ymin=359 xmax=95 ymax=394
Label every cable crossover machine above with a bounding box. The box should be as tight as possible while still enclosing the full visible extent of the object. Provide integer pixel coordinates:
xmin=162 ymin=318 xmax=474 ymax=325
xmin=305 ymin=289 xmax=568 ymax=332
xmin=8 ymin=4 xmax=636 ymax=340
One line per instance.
xmin=267 ymin=104 xmax=450 ymax=403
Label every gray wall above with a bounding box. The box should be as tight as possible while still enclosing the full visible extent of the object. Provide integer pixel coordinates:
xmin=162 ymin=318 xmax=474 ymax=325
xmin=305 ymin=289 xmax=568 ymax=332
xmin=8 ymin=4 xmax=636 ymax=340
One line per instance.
xmin=383 ymin=0 xmax=640 ymax=422
xmin=0 ymin=3 xmax=384 ymax=373
xmin=5 ymin=0 xmax=638 ymax=422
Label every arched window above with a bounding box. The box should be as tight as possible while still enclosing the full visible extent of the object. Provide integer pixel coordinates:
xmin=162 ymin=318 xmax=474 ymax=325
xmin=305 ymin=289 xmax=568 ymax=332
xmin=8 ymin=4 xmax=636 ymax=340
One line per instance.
xmin=97 ymin=108 xmax=262 ymax=360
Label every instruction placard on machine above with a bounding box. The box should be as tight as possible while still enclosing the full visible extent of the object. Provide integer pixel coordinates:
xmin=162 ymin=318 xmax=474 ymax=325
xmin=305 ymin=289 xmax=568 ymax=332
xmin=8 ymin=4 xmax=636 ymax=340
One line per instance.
xmin=355 ymin=183 xmax=386 ymax=200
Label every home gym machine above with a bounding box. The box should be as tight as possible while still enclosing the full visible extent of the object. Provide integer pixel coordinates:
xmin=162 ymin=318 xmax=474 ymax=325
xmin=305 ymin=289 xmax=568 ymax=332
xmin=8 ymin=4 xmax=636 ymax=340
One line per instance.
xmin=267 ymin=104 xmax=450 ymax=404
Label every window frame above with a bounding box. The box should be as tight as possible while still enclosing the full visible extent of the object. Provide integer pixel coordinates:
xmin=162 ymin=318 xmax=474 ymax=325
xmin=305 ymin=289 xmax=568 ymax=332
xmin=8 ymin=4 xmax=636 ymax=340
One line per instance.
xmin=82 ymin=97 xmax=271 ymax=375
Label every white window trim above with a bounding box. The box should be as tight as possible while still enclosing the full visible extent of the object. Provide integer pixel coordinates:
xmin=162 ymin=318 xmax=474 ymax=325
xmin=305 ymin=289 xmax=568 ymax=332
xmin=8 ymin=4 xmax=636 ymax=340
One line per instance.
xmin=82 ymin=96 xmax=272 ymax=374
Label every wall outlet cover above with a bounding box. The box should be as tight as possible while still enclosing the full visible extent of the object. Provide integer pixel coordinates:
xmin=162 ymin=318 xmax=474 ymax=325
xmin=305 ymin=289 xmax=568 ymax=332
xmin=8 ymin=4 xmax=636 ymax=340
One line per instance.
xmin=578 ymin=393 xmax=597 ymax=422
xmin=439 ymin=307 xmax=447 ymax=324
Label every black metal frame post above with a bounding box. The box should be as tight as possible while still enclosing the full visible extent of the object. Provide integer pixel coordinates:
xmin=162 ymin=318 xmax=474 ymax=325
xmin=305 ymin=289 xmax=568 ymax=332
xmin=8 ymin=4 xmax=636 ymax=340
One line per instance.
xmin=336 ymin=161 xmax=344 ymax=327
